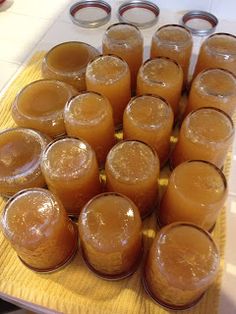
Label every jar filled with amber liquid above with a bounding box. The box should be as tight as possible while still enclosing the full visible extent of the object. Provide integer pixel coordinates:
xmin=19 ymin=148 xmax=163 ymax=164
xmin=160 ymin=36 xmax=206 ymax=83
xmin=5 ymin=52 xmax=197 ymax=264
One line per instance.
xmin=123 ymin=94 xmax=174 ymax=166
xmin=159 ymin=160 xmax=227 ymax=231
xmin=12 ymin=79 xmax=77 ymax=137
xmin=1 ymin=188 xmax=78 ymax=272
xmin=185 ymin=68 xmax=236 ymax=117
xmin=194 ymin=33 xmax=236 ymax=78
xmin=171 ymin=107 xmax=235 ymax=169
xmin=137 ymin=57 xmax=183 ymax=117
xmin=102 ymin=22 xmax=143 ymax=91
xmin=86 ymin=54 xmax=131 ymax=127
xmin=105 ymin=140 xmax=160 ymax=218
xmin=143 ymin=222 xmax=220 ymax=310
xmin=78 ymin=192 xmax=142 ymax=279
xmin=150 ymin=24 xmax=193 ymax=84
xmin=41 ymin=137 xmax=102 ymax=216
xmin=0 ymin=128 xmax=50 ymax=197
xmin=42 ymin=41 xmax=99 ymax=91
xmin=64 ymin=91 xmax=115 ymax=166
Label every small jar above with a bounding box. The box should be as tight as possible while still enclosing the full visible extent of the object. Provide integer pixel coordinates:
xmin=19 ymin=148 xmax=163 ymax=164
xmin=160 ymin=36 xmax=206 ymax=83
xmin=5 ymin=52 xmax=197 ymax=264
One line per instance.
xmin=64 ymin=91 xmax=116 ymax=166
xmin=159 ymin=160 xmax=227 ymax=231
xmin=194 ymin=33 xmax=236 ymax=78
xmin=0 ymin=128 xmax=50 ymax=197
xmin=102 ymin=22 xmax=143 ymax=91
xmin=137 ymin=57 xmax=183 ymax=116
xmin=1 ymin=188 xmax=78 ymax=272
xmin=171 ymin=107 xmax=235 ymax=169
xmin=12 ymin=79 xmax=77 ymax=138
xmin=78 ymin=192 xmax=142 ymax=279
xmin=123 ymin=94 xmax=174 ymax=166
xmin=41 ymin=41 xmax=99 ymax=91
xmin=185 ymin=68 xmax=236 ymax=117
xmin=85 ymin=54 xmax=131 ymax=127
xmin=150 ymin=24 xmax=193 ymax=84
xmin=143 ymin=222 xmax=220 ymax=310
xmin=40 ymin=137 xmax=102 ymax=216
xmin=105 ymin=140 xmax=160 ymax=218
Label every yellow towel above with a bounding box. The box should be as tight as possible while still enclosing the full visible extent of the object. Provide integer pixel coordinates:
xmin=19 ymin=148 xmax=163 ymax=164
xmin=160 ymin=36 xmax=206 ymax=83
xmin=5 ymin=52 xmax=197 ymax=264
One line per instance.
xmin=0 ymin=52 xmax=231 ymax=314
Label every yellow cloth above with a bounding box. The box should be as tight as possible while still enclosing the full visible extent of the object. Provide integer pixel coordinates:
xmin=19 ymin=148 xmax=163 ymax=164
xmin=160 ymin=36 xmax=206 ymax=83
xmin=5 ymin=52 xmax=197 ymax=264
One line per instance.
xmin=0 ymin=52 xmax=231 ymax=314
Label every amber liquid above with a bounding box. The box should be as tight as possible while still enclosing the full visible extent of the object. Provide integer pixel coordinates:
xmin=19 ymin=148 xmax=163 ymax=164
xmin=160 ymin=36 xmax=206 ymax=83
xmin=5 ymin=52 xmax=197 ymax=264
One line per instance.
xmin=185 ymin=68 xmax=236 ymax=117
xmin=42 ymin=42 xmax=99 ymax=91
xmin=86 ymin=55 xmax=131 ymax=127
xmin=123 ymin=95 xmax=174 ymax=166
xmin=151 ymin=25 xmax=192 ymax=84
xmin=79 ymin=193 xmax=142 ymax=277
xmin=171 ymin=108 xmax=234 ymax=169
xmin=12 ymin=79 xmax=77 ymax=137
xmin=41 ymin=138 xmax=102 ymax=215
xmin=105 ymin=141 xmax=160 ymax=218
xmin=1 ymin=188 xmax=77 ymax=271
xmin=145 ymin=223 xmax=219 ymax=309
xmin=194 ymin=34 xmax=236 ymax=78
xmin=0 ymin=128 xmax=50 ymax=196
xmin=64 ymin=92 xmax=115 ymax=165
xmin=137 ymin=57 xmax=183 ymax=116
xmin=159 ymin=161 xmax=227 ymax=230
xmin=103 ymin=23 xmax=143 ymax=91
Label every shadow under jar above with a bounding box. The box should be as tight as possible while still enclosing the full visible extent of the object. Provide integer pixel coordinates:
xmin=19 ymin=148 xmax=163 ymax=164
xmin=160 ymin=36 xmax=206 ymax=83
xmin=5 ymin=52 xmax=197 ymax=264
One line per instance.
xmin=41 ymin=41 xmax=99 ymax=91
xmin=64 ymin=91 xmax=116 ymax=166
xmin=159 ymin=160 xmax=227 ymax=231
xmin=85 ymin=54 xmax=131 ymax=128
xmin=123 ymin=94 xmax=174 ymax=167
xmin=150 ymin=24 xmax=193 ymax=85
xmin=0 ymin=127 xmax=50 ymax=197
xmin=105 ymin=140 xmax=160 ymax=218
xmin=143 ymin=222 xmax=220 ymax=310
xmin=184 ymin=68 xmax=236 ymax=118
xmin=194 ymin=33 xmax=236 ymax=78
xmin=40 ymin=137 xmax=102 ymax=216
xmin=78 ymin=192 xmax=142 ymax=280
xmin=171 ymin=107 xmax=235 ymax=169
xmin=136 ymin=57 xmax=183 ymax=117
xmin=1 ymin=188 xmax=78 ymax=272
xmin=102 ymin=22 xmax=143 ymax=92
xmin=12 ymin=79 xmax=77 ymax=138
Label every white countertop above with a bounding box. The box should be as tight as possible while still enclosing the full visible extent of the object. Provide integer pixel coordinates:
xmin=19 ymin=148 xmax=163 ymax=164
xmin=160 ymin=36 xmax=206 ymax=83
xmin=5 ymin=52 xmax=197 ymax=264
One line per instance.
xmin=0 ymin=1 xmax=236 ymax=313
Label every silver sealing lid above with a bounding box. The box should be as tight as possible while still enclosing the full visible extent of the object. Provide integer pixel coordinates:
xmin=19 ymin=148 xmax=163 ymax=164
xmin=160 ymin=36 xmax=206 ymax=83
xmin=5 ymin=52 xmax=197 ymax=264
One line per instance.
xmin=69 ymin=1 xmax=111 ymax=28
xmin=182 ymin=10 xmax=218 ymax=36
xmin=118 ymin=0 xmax=160 ymax=29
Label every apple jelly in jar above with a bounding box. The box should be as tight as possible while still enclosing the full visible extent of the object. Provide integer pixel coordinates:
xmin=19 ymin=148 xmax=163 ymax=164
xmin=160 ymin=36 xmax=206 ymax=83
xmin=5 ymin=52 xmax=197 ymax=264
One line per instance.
xmin=79 ymin=192 xmax=142 ymax=279
xmin=64 ymin=91 xmax=115 ymax=166
xmin=42 ymin=41 xmax=99 ymax=91
xmin=41 ymin=137 xmax=101 ymax=216
xmin=171 ymin=107 xmax=234 ymax=169
xmin=137 ymin=57 xmax=183 ymax=117
xmin=123 ymin=94 xmax=174 ymax=166
xmin=86 ymin=54 xmax=131 ymax=127
xmin=0 ymin=128 xmax=50 ymax=197
xmin=105 ymin=140 xmax=160 ymax=218
xmin=159 ymin=160 xmax=227 ymax=231
xmin=143 ymin=222 xmax=220 ymax=310
xmin=150 ymin=24 xmax=193 ymax=84
xmin=1 ymin=188 xmax=78 ymax=272
xmin=194 ymin=33 xmax=236 ymax=78
xmin=12 ymin=79 xmax=77 ymax=138
xmin=185 ymin=68 xmax=236 ymax=117
xmin=102 ymin=22 xmax=143 ymax=91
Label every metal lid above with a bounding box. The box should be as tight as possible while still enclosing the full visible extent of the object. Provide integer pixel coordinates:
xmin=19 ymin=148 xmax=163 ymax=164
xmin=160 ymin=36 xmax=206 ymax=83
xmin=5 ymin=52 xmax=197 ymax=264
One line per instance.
xmin=69 ymin=1 xmax=111 ymax=28
xmin=118 ymin=0 xmax=160 ymax=29
xmin=182 ymin=10 xmax=218 ymax=36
